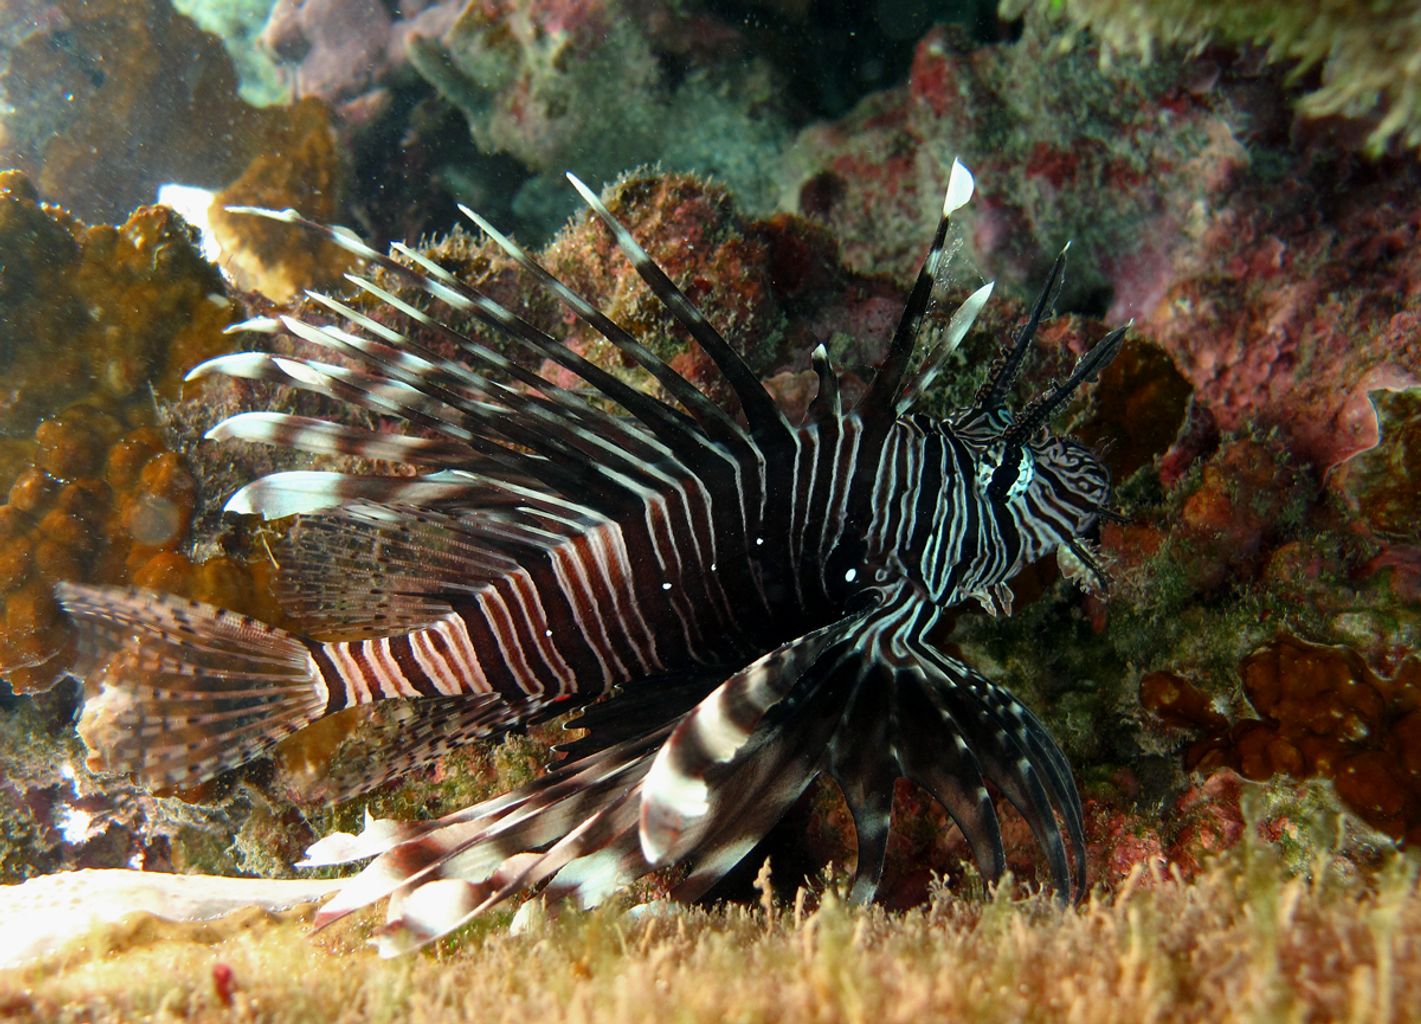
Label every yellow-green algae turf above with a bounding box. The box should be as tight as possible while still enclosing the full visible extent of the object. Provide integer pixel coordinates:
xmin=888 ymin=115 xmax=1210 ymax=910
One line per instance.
xmin=4 ymin=842 xmax=1420 ymax=1024
xmin=1006 ymin=0 xmax=1421 ymax=154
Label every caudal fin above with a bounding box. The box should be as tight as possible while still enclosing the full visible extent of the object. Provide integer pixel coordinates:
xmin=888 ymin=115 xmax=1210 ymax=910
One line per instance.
xmin=56 ymin=583 xmax=329 ymax=788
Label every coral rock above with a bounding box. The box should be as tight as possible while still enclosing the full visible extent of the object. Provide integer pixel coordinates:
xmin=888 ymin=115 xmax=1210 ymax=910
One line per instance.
xmin=1145 ymin=636 xmax=1421 ymax=844
xmin=1330 ymin=386 xmax=1421 ymax=543
xmin=0 ymin=172 xmax=236 ymax=442
xmin=0 ymin=0 xmax=348 ymax=273
xmin=414 ymin=0 xmax=794 ymax=235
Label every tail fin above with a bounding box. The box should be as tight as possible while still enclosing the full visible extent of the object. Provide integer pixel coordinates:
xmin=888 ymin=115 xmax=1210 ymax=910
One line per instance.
xmin=56 ymin=583 xmax=329 ymax=788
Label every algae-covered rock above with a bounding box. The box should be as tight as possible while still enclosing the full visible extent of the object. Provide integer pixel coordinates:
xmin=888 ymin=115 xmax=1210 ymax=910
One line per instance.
xmin=0 ymin=174 xmax=266 ymax=692
xmin=1004 ymin=0 xmax=1421 ymax=154
xmin=411 ymin=0 xmax=797 ymax=236
xmin=0 ymin=0 xmax=348 ymax=242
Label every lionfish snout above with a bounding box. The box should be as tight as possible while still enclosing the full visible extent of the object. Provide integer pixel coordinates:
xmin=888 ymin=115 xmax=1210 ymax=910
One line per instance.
xmin=1036 ymin=436 xmax=1113 ymax=522
xmin=1006 ymin=434 xmax=1113 ymax=573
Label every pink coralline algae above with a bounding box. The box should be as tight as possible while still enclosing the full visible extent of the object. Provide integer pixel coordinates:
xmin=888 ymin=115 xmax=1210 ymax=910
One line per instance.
xmin=787 ymin=16 xmax=1421 ymax=477
xmin=1142 ymin=162 xmax=1421 ymax=472
xmin=260 ymin=0 xmax=462 ymax=112
xmin=787 ymin=20 xmax=1246 ymax=312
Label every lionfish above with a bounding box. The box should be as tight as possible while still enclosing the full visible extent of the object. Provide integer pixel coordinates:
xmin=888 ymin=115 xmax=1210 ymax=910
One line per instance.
xmin=58 ymin=160 xmax=1123 ymax=954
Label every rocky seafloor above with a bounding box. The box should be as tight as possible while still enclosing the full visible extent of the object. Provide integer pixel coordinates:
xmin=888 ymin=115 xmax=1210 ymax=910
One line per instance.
xmin=1 ymin=0 xmax=1420 ymax=1017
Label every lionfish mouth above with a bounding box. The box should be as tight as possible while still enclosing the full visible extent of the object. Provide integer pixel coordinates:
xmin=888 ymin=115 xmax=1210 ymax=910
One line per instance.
xmin=57 ymin=159 xmax=1122 ymax=955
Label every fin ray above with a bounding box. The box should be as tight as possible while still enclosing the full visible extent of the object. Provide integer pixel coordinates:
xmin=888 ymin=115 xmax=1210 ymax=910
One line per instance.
xmin=57 ymin=584 xmax=327 ymax=788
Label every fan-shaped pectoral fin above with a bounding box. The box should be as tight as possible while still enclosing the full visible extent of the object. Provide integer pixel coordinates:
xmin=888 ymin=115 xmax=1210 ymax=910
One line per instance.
xmin=638 ymin=609 xmax=869 ymax=868
xmin=913 ymin=646 xmax=1087 ymax=901
xmin=825 ymin=672 xmax=898 ymax=904
xmin=821 ymin=586 xmax=1083 ymax=902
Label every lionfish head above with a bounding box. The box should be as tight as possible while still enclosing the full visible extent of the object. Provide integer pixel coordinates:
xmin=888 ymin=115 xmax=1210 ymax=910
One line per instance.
xmin=975 ymin=433 xmax=1113 ymax=561
xmin=955 ymin=244 xmax=1128 ymax=588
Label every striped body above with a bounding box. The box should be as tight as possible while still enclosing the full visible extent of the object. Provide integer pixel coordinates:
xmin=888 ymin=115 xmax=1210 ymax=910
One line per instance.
xmin=59 ymin=162 xmax=1123 ymax=954
xmin=306 ymin=409 xmax=1106 ymax=715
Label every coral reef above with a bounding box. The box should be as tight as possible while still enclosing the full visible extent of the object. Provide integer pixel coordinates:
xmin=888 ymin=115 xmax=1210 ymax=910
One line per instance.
xmin=0 ymin=0 xmax=346 ymax=232
xmin=784 ymin=16 xmax=1237 ymax=306
xmin=1004 ymin=0 xmax=1421 ymax=153
xmin=784 ymin=13 xmax=1421 ymax=474
xmin=0 ymin=173 xmax=270 ymax=693
xmin=0 ymin=172 xmax=234 ymax=439
xmin=1143 ymin=636 xmax=1421 ymax=845
xmin=1141 ymin=158 xmax=1421 ymax=472
xmin=410 ymin=0 xmax=797 ymax=235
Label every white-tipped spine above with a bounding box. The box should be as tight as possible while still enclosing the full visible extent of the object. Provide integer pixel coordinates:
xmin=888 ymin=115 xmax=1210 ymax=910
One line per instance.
xmin=459 ymin=203 xmax=509 ymax=248
xmin=565 ymin=171 xmax=602 ymax=211
xmin=223 ymin=205 xmax=299 ymax=221
xmin=185 ymin=351 xmax=278 ymax=383
xmin=944 ymin=158 xmax=975 ymax=217
xmin=944 ymin=281 xmax=995 ymax=355
xmin=223 ymin=315 xmax=281 ymax=335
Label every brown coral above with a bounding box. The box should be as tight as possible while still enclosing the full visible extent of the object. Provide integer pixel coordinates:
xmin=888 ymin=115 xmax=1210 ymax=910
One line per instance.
xmin=1143 ymin=635 xmax=1421 ymax=845
xmin=0 ymin=414 xmax=277 ymax=694
xmin=0 ymin=175 xmax=292 ymax=693
xmin=0 ymin=172 xmax=236 ymax=442
xmin=206 ymin=98 xmax=354 ymax=303
xmin=0 ymin=0 xmax=347 ymax=237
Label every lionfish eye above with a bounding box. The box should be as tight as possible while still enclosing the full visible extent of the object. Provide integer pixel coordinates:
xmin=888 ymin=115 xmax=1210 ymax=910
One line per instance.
xmin=982 ymin=445 xmax=1031 ymax=503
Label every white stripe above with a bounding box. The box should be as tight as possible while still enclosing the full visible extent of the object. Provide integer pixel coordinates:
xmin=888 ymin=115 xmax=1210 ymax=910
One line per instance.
xmin=504 ymin=568 xmax=577 ymax=694
xmin=327 ymin=642 xmax=373 ymax=705
xmin=477 ymin=587 xmax=543 ymax=696
xmin=410 ymin=624 xmax=458 ymax=695
xmin=376 ymin=637 xmax=422 ymax=697
xmin=443 ymin=612 xmax=492 ymax=694
xmin=546 ymin=542 xmax=620 ymax=684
